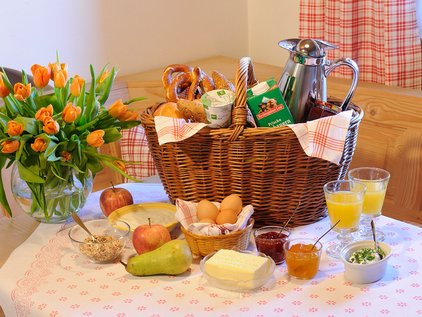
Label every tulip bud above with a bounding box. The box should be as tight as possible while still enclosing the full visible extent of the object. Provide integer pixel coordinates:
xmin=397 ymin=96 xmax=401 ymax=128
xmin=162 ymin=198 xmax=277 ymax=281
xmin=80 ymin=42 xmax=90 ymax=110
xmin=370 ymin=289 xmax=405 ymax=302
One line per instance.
xmin=0 ymin=73 xmax=10 ymax=98
xmin=42 ymin=117 xmax=60 ymax=135
xmin=1 ymin=140 xmax=19 ymax=154
xmin=113 ymin=160 xmax=126 ymax=172
xmin=31 ymin=64 xmax=51 ymax=89
xmin=87 ymin=130 xmax=105 ymax=148
xmin=49 ymin=62 xmax=68 ymax=80
xmin=62 ymin=102 xmax=82 ymax=123
xmin=6 ymin=120 xmax=24 ymax=136
xmin=30 ymin=137 xmax=48 ymax=152
xmin=118 ymin=110 xmax=138 ymax=121
xmin=61 ymin=151 xmax=71 ymax=161
xmin=108 ymin=99 xmax=127 ymax=118
xmin=35 ymin=104 xmax=54 ymax=122
xmin=70 ymin=75 xmax=85 ymax=97
xmin=53 ymin=70 xmax=66 ymax=89
xmin=99 ymin=69 xmax=110 ymax=84
xmin=14 ymin=83 xmax=31 ymax=101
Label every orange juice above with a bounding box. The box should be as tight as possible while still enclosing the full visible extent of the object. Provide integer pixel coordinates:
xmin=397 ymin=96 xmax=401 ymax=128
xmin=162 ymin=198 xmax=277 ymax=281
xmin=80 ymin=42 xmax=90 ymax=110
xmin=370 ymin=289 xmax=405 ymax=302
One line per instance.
xmin=326 ymin=191 xmax=363 ymax=230
xmin=361 ymin=183 xmax=386 ymax=216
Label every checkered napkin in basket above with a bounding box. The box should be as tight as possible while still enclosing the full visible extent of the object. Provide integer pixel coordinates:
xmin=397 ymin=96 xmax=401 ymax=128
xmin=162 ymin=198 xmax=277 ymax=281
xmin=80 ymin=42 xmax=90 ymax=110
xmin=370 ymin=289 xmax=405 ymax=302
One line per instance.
xmin=289 ymin=110 xmax=353 ymax=165
xmin=154 ymin=116 xmax=207 ymax=146
xmin=154 ymin=110 xmax=353 ymax=165
xmin=175 ymin=199 xmax=254 ymax=236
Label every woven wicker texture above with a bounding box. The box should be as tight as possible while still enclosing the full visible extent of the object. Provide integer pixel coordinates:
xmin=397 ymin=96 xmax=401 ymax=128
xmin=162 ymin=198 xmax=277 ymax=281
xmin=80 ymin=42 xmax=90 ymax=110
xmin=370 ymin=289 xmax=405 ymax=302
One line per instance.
xmin=141 ymin=57 xmax=363 ymax=227
xmin=180 ymin=218 xmax=254 ymax=257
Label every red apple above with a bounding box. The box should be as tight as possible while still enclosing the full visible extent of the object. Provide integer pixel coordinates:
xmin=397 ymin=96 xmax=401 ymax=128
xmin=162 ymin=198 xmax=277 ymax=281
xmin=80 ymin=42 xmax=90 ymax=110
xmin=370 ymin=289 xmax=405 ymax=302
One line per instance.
xmin=100 ymin=184 xmax=134 ymax=217
xmin=132 ymin=218 xmax=171 ymax=254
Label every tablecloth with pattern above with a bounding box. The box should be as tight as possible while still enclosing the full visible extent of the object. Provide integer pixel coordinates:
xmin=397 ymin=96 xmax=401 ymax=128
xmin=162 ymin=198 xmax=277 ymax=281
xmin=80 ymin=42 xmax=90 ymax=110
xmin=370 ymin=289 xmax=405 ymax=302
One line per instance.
xmin=1 ymin=183 xmax=421 ymax=317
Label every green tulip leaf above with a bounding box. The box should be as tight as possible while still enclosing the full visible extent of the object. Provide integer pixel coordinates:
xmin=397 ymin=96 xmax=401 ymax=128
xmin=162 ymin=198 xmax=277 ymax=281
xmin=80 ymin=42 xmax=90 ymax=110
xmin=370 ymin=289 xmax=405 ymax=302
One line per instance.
xmin=17 ymin=162 xmax=45 ymax=183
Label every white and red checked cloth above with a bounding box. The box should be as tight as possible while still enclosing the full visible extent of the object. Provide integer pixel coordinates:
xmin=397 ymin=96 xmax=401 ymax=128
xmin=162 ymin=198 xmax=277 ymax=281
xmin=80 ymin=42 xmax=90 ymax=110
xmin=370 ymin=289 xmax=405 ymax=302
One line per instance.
xmin=121 ymin=125 xmax=157 ymax=180
xmin=154 ymin=116 xmax=208 ymax=145
xmin=175 ymin=199 xmax=254 ymax=236
xmin=153 ymin=110 xmax=353 ymax=165
xmin=289 ymin=110 xmax=353 ymax=165
xmin=299 ymin=0 xmax=422 ymax=89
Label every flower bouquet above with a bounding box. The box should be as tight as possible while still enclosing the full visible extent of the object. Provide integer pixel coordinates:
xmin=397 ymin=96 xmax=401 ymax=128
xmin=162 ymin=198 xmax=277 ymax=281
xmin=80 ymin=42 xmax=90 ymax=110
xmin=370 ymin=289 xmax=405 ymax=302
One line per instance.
xmin=0 ymin=56 xmax=143 ymax=222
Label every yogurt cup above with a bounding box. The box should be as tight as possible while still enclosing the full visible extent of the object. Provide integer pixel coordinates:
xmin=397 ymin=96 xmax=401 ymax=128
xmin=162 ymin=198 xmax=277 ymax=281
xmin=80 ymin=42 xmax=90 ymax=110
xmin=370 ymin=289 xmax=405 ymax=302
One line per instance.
xmin=201 ymin=89 xmax=235 ymax=128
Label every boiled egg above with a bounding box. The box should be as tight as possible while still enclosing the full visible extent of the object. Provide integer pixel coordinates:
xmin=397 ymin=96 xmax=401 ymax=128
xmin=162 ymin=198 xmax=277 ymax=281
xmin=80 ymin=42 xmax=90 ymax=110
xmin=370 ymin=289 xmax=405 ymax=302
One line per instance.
xmin=220 ymin=194 xmax=243 ymax=215
xmin=216 ymin=208 xmax=238 ymax=225
xmin=196 ymin=199 xmax=219 ymax=221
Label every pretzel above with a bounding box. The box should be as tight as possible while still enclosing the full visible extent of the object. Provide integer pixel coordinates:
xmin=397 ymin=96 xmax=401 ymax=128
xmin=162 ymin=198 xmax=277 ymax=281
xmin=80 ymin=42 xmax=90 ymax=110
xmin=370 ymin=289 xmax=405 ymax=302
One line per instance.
xmin=162 ymin=64 xmax=192 ymax=90
xmin=199 ymin=69 xmax=215 ymax=92
xmin=212 ymin=70 xmax=235 ymax=92
xmin=187 ymin=67 xmax=203 ymax=100
xmin=167 ymin=72 xmax=192 ymax=102
xmin=162 ymin=64 xmax=232 ymax=102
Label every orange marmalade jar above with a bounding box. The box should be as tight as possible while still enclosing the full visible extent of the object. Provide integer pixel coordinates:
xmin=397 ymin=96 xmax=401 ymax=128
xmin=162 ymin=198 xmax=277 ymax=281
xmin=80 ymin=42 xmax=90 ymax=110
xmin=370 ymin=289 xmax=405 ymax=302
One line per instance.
xmin=283 ymin=238 xmax=322 ymax=279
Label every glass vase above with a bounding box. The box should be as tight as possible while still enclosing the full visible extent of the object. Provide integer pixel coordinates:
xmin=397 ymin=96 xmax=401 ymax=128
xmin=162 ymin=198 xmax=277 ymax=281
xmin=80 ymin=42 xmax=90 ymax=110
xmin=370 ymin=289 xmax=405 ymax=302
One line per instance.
xmin=10 ymin=164 xmax=93 ymax=223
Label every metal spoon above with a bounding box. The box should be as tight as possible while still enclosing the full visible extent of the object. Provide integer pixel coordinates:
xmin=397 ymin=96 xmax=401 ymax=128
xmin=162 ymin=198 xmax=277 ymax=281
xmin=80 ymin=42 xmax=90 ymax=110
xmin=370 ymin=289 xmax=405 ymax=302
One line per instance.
xmin=71 ymin=211 xmax=98 ymax=243
xmin=312 ymin=219 xmax=340 ymax=250
xmin=371 ymin=220 xmax=384 ymax=260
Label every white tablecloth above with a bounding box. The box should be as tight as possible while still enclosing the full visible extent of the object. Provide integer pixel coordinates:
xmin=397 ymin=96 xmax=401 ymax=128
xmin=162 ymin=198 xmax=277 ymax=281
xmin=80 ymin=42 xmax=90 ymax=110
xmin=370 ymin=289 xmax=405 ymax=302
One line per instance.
xmin=1 ymin=183 xmax=421 ymax=317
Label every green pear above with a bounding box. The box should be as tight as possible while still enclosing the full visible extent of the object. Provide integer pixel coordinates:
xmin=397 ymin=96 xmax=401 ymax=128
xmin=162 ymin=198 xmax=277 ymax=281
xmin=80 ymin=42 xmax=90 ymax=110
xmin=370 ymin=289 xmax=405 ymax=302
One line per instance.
xmin=125 ymin=239 xmax=192 ymax=276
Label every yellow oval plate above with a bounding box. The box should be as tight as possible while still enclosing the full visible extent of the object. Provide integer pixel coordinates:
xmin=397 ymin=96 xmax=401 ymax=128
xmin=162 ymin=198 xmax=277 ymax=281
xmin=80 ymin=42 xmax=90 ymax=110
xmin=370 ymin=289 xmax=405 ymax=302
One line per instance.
xmin=108 ymin=202 xmax=178 ymax=231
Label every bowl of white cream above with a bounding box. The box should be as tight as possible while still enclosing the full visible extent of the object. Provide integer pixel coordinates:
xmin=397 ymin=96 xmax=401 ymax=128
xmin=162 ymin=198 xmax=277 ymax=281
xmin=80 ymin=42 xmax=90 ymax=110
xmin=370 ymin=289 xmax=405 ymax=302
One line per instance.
xmin=340 ymin=240 xmax=392 ymax=284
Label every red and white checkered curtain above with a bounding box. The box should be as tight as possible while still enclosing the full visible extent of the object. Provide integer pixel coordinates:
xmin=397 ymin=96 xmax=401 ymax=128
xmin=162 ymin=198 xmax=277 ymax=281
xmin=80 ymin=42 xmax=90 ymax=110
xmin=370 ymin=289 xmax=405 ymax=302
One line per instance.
xmin=299 ymin=0 xmax=422 ymax=90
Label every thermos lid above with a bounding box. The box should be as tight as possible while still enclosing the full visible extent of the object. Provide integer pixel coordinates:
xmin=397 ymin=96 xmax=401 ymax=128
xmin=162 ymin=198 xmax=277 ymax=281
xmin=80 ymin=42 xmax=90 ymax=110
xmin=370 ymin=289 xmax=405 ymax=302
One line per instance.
xmin=295 ymin=39 xmax=324 ymax=58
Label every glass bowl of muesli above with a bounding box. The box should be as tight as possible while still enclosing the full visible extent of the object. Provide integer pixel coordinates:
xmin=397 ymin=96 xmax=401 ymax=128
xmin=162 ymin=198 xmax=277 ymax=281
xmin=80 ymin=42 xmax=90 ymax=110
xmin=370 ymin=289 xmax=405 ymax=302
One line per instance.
xmin=68 ymin=218 xmax=131 ymax=263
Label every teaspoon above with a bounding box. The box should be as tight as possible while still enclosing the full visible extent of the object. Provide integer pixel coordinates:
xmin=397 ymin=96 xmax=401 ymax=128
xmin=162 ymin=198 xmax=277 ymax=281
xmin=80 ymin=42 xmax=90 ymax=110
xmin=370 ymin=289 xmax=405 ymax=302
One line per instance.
xmin=71 ymin=211 xmax=98 ymax=243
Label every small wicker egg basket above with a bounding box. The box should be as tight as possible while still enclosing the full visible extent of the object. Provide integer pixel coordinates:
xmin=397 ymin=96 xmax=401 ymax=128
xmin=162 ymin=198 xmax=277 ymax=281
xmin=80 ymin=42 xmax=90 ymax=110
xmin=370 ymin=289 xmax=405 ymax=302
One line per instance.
xmin=181 ymin=218 xmax=254 ymax=258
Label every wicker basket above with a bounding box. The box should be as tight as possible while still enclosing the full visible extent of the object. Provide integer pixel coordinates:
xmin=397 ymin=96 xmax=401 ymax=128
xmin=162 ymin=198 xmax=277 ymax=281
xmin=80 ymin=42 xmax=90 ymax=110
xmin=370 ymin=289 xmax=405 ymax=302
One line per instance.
xmin=181 ymin=218 xmax=254 ymax=257
xmin=140 ymin=57 xmax=363 ymax=227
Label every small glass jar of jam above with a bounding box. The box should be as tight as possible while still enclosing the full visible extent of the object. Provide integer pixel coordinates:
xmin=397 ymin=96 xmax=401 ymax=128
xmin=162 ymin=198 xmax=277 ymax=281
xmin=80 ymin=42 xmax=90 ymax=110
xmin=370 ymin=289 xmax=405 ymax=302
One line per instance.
xmin=283 ymin=238 xmax=322 ymax=279
xmin=254 ymin=226 xmax=290 ymax=264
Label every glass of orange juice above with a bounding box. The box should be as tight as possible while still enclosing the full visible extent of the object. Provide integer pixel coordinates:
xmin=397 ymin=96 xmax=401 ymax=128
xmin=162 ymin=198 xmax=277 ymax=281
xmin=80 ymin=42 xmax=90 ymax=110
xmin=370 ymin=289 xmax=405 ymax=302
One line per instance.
xmin=348 ymin=167 xmax=390 ymax=241
xmin=324 ymin=180 xmax=366 ymax=258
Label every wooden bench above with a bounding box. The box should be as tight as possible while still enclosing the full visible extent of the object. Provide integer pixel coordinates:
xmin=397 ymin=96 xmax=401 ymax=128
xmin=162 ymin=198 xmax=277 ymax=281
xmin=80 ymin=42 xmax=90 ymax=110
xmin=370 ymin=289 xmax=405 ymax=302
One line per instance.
xmin=97 ymin=56 xmax=422 ymax=226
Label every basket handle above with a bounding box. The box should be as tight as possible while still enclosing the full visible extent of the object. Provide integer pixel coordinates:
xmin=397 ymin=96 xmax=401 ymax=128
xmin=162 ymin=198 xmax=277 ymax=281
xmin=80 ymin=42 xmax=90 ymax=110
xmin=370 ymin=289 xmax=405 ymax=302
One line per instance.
xmin=228 ymin=57 xmax=258 ymax=141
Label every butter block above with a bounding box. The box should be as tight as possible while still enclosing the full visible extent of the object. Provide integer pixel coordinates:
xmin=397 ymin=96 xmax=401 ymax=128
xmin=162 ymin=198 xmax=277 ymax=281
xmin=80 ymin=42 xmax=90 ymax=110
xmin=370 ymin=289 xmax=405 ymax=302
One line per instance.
xmin=204 ymin=249 xmax=270 ymax=289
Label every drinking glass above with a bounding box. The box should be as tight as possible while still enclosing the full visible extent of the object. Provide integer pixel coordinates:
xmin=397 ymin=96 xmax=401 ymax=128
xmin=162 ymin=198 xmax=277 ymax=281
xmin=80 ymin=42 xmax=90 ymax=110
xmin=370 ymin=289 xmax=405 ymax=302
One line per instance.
xmin=324 ymin=180 xmax=366 ymax=259
xmin=348 ymin=167 xmax=390 ymax=241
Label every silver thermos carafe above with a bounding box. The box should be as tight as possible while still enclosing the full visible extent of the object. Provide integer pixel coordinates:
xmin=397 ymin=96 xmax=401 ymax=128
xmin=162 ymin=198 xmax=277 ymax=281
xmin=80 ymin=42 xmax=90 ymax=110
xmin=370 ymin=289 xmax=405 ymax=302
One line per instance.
xmin=278 ymin=38 xmax=359 ymax=123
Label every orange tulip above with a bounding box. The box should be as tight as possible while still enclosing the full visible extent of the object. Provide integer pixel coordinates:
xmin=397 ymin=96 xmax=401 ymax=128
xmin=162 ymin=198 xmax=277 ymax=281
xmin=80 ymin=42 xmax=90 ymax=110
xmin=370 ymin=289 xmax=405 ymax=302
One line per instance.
xmin=42 ymin=117 xmax=60 ymax=135
xmin=31 ymin=64 xmax=50 ymax=89
xmin=35 ymin=104 xmax=54 ymax=122
xmin=108 ymin=99 xmax=127 ymax=118
xmin=1 ymin=140 xmax=19 ymax=154
xmin=87 ymin=130 xmax=105 ymax=147
xmin=0 ymin=72 xmax=10 ymax=98
xmin=53 ymin=70 xmax=66 ymax=88
xmin=14 ymin=83 xmax=31 ymax=101
xmin=49 ymin=62 xmax=68 ymax=88
xmin=70 ymin=75 xmax=85 ymax=97
xmin=118 ymin=110 xmax=138 ymax=121
xmin=30 ymin=137 xmax=47 ymax=152
xmin=6 ymin=120 xmax=24 ymax=136
xmin=49 ymin=62 xmax=68 ymax=80
xmin=62 ymin=102 xmax=82 ymax=123
xmin=61 ymin=151 xmax=71 ymax=161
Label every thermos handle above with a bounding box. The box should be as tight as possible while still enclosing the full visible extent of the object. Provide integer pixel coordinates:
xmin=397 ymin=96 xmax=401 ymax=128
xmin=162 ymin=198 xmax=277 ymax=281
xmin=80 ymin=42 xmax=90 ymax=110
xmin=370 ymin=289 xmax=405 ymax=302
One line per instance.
xmin=325 ymin=58 xmax=359 ymax=111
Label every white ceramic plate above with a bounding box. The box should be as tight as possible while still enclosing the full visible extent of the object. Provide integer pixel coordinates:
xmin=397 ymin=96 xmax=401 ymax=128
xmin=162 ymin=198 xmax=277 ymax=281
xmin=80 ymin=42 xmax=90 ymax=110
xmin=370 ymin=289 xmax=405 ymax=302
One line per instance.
xmin=108 ymin=202 xmax=178 ymax=231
